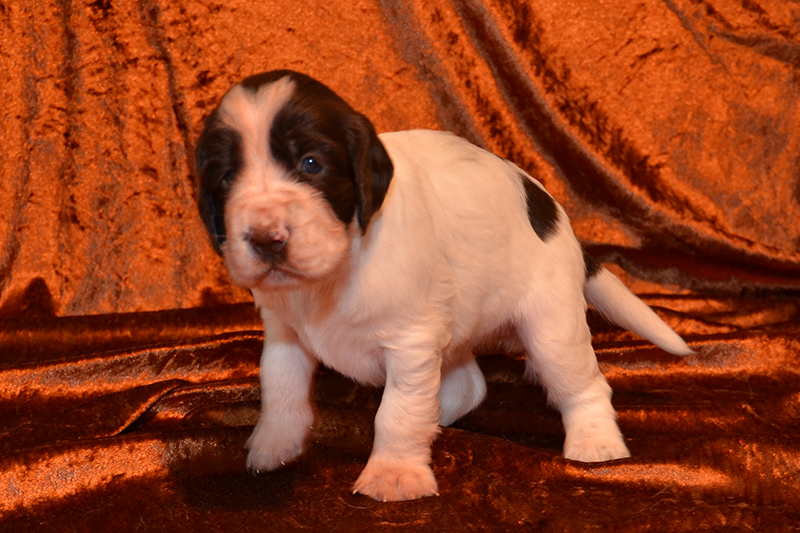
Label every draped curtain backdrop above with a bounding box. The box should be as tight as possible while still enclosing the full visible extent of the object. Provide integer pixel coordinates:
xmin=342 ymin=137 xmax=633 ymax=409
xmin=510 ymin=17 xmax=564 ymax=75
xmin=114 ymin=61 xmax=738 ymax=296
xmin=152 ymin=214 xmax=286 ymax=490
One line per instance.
xmin=1 ymin=0 xmax=799 ymax=530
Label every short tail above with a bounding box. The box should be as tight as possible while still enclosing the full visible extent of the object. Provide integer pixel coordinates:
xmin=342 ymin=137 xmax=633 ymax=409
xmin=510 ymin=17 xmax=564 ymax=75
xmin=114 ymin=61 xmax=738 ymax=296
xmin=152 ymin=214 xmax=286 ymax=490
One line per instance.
xmin=584 ymin=267 xmax=694 ymax=356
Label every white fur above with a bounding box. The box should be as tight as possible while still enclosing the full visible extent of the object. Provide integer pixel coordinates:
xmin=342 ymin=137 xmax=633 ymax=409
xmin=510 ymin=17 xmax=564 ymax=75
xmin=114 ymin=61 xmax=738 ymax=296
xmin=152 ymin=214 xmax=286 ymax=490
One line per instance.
xmin=217 ymin=88 xmax=691 ymax=501
xmin=585 ymin=269 xmax=694 ymax=356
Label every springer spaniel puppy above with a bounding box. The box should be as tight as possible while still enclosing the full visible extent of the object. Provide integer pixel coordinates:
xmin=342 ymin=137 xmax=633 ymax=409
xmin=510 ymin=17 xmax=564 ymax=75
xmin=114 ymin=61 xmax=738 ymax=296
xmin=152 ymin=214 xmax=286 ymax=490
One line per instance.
xmin=195 ymin=70 xmax=692 ymax=502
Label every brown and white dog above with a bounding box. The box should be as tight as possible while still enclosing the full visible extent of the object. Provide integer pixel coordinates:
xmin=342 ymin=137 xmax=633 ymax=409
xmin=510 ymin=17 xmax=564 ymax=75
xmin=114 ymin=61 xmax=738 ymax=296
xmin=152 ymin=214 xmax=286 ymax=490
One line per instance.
xmin=194 ymin=70 xmax=693 ymax=502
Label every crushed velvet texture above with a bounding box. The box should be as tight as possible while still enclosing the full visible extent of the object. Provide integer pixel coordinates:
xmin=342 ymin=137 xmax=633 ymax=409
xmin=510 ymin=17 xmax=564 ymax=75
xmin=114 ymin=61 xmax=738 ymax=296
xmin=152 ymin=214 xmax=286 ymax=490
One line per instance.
xmin=1 ymin=0 xmax=799 ymax=530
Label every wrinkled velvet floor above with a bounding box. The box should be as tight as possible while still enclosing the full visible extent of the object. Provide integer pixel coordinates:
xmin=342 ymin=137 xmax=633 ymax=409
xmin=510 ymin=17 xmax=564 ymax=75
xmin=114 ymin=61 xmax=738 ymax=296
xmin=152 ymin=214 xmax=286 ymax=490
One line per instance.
xmin=2 ymin=0 xmax=800 ymax=530
xmin=2 ymin=298 xmax=800 ymax=530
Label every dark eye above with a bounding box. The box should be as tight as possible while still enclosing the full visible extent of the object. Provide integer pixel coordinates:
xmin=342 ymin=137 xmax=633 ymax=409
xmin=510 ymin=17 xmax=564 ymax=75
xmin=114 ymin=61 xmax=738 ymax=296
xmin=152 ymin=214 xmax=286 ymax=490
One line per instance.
xmin=220 ymin=170 xmax=235 ymax=189
xmin=301 ymin=156 xmax=323 ymax=175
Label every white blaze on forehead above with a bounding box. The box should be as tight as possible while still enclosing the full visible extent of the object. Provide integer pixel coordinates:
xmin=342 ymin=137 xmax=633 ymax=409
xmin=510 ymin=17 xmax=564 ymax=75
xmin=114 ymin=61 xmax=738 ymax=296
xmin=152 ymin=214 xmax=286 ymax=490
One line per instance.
xmin=217 ymin=77 xmax=296 ymax=173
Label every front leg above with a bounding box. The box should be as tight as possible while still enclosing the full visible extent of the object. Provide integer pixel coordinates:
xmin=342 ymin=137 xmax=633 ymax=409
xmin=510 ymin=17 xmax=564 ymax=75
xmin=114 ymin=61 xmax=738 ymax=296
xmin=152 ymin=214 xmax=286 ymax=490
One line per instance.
xmin=246 ymin=310 xmax=318 ymax=472
xmin=353 ymin=340 xmax=443 ymax=501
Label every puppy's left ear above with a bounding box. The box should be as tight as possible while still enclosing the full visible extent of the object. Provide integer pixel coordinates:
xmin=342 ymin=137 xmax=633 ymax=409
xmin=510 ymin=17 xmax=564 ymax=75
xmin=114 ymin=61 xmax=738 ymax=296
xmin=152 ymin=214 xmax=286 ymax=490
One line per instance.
xmin=346 ymin=114 xmax=393 ymax=232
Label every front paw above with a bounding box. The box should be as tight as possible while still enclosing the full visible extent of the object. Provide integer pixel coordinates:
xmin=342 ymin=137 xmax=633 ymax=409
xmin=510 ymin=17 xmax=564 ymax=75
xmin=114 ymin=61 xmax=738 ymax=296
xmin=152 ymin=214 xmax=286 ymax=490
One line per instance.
xmin=353 ymin=457 xmax=439 ymax=502
xmin=563 ymin=422 xmax=630 ymax=462
xmin=245 ymin=418 xmax=309 ymax=473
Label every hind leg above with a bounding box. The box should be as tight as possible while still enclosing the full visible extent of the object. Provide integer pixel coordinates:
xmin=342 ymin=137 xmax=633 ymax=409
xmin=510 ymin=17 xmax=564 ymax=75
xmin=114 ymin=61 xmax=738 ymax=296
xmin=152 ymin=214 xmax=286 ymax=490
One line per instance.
xmin=439 ymin=355 xmax=487 ymax=427
xmin=517 ymin=291 xmax=630 ymax=462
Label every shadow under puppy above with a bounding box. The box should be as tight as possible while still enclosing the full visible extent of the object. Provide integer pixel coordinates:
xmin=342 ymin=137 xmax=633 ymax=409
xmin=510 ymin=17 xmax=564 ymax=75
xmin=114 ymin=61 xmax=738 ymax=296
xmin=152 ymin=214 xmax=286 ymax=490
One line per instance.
xmin=194 ymin=70 xmax=693 ymax=502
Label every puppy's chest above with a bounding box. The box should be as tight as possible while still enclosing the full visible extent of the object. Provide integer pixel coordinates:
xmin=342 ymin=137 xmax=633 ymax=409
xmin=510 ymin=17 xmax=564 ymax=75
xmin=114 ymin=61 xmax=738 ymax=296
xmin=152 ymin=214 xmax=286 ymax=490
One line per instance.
xmin=292 ymin=312 xmax=386 ymax=386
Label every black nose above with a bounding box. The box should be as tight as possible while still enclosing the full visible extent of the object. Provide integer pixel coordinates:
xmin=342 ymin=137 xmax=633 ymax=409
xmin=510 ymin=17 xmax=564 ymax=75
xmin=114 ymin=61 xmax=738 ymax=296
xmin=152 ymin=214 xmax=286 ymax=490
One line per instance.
xmin=247 ymin=229 xmax=288 ymax=262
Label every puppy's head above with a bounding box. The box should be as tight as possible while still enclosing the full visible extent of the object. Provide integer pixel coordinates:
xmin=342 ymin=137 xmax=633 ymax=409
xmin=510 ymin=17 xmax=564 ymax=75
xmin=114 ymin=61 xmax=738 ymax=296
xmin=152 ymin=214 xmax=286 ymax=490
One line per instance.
xmin=195 ymin=70 xmax=394 ymax=291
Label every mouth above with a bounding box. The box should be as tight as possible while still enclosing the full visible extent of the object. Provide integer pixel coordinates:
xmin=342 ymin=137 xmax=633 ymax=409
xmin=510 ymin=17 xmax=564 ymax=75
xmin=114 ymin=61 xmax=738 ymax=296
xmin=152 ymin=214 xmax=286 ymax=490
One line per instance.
xmin=222 ymin=243 xmax=312 ymax=290
xmin=255 ymin=263 xmax=308 ymax=289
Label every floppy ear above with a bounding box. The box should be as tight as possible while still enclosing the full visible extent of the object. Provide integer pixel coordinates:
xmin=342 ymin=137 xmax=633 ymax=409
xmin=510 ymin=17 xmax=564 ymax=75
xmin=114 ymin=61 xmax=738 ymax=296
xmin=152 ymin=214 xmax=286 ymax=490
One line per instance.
xmin=194 ymin=141 xmax=222 ymax=255
xmin=197 ymin=189 xmax=226 ymax=256
xmin=194 ymin=111 xmax=240 ymax=255
xmin=346 ymin=114 xmax=394 ymax=232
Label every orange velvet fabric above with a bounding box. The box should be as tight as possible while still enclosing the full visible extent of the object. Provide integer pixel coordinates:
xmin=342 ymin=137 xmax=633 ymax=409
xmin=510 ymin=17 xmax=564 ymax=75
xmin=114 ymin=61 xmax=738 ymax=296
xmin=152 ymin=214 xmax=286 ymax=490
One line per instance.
xmin=1 ymin=0 xmax=799 ymax=530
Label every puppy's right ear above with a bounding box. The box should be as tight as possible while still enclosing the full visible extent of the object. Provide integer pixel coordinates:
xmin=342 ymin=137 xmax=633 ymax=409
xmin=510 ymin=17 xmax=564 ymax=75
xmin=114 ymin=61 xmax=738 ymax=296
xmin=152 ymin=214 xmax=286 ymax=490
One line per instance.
xmin=345 ymin=113 xmax=393 ymax=232
xmin=194 ymin=111 xmax=242 ymax=254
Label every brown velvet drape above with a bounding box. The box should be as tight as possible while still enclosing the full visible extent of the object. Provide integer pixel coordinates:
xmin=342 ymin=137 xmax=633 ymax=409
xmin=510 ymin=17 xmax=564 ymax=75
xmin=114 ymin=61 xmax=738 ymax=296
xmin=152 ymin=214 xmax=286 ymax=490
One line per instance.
xmin=1 ymin=0 xmax=798 ymax=530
